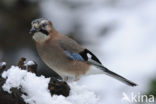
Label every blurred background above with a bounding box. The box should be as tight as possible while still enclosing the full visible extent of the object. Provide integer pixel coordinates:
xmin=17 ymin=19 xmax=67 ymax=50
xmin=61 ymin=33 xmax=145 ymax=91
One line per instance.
xmin=0 ymin=0 xmax=156 ymax=103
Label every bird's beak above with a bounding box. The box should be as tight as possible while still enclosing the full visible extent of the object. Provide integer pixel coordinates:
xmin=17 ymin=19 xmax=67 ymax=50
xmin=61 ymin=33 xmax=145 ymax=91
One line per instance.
xmin=29 ymin=27 xmax=39 ymax=35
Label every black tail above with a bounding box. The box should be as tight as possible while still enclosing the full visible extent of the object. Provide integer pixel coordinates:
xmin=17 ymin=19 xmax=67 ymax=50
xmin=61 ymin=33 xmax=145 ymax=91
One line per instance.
xmin=94 ymin=64 xmax=137 ymax=87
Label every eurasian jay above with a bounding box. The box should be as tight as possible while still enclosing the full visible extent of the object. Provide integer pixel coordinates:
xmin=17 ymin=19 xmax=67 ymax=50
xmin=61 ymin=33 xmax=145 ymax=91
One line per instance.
xmin=29 ymin=18 xmax=137 ymax=86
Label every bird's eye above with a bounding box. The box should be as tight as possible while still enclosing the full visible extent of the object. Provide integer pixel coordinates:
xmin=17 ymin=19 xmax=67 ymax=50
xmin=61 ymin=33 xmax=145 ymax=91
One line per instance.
xmin=42 ymin=23 xmax=47 ymax=27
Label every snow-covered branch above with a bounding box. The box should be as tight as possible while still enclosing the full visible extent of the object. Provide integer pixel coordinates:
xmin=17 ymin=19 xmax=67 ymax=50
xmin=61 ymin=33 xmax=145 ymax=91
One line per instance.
xmin=0 ymin=57 xmax=70 ymax=104
xmin=0 ymin=57 xmax=99 ymax=104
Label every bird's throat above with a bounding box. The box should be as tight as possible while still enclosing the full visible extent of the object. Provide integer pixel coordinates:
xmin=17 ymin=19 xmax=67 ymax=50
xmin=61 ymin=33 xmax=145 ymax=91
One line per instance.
xmin=33 ymin=32 xmax=49 ymax=43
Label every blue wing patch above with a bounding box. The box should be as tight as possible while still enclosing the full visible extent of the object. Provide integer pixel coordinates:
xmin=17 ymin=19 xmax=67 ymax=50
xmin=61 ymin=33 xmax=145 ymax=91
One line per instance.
xmin=64 ymin=50 xmax=84 ymax=61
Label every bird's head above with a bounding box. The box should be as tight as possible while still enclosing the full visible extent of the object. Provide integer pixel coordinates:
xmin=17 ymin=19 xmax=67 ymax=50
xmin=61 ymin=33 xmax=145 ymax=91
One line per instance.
xmin=29 ymin=18 xmax=53 ymax=43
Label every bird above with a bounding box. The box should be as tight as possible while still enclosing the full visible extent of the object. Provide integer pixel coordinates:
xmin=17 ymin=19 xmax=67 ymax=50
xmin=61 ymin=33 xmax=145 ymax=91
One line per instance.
xmin=29 ymin=18 xmax=137 ymax=87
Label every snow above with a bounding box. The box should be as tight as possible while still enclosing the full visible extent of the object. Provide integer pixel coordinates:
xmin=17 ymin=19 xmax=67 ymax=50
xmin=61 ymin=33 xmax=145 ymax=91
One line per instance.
xmin=1 ymin=66 xmax=99 ymax=104
xmin=2 ymin=66 xmax=28 ymax=93
xmin=67 ymin=82 xmax=99 ymax=104
xmin=0 ymin=62 xmax=6 ymax=66
xmin=25 ymin=61 xmax=35 ymax=66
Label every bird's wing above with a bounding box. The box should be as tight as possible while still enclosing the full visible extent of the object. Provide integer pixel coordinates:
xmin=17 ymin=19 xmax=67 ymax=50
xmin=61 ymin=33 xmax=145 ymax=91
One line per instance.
xmin=64 ymin=49 xmax=137 ymax=87
xmin=58 ymin=37 xmax=102 ymax=65
xmin=58 ymin=37 xmax=137 ymax=87
xmin=64 ymin=49 xmax=102 ymax=65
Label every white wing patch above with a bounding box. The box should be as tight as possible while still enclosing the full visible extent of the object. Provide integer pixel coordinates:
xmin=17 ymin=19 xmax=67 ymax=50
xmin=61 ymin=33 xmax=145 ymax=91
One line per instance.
xmin=87 ymin=53 xmax=92 ymax=59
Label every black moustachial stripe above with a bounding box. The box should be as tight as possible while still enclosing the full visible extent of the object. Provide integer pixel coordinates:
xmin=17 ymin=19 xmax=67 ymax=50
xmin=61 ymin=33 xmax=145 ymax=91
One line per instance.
xmin=39 ymin=29 xmax=49 ymax=35
xmin=79 ymin=49 xmax=102 ymax=64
